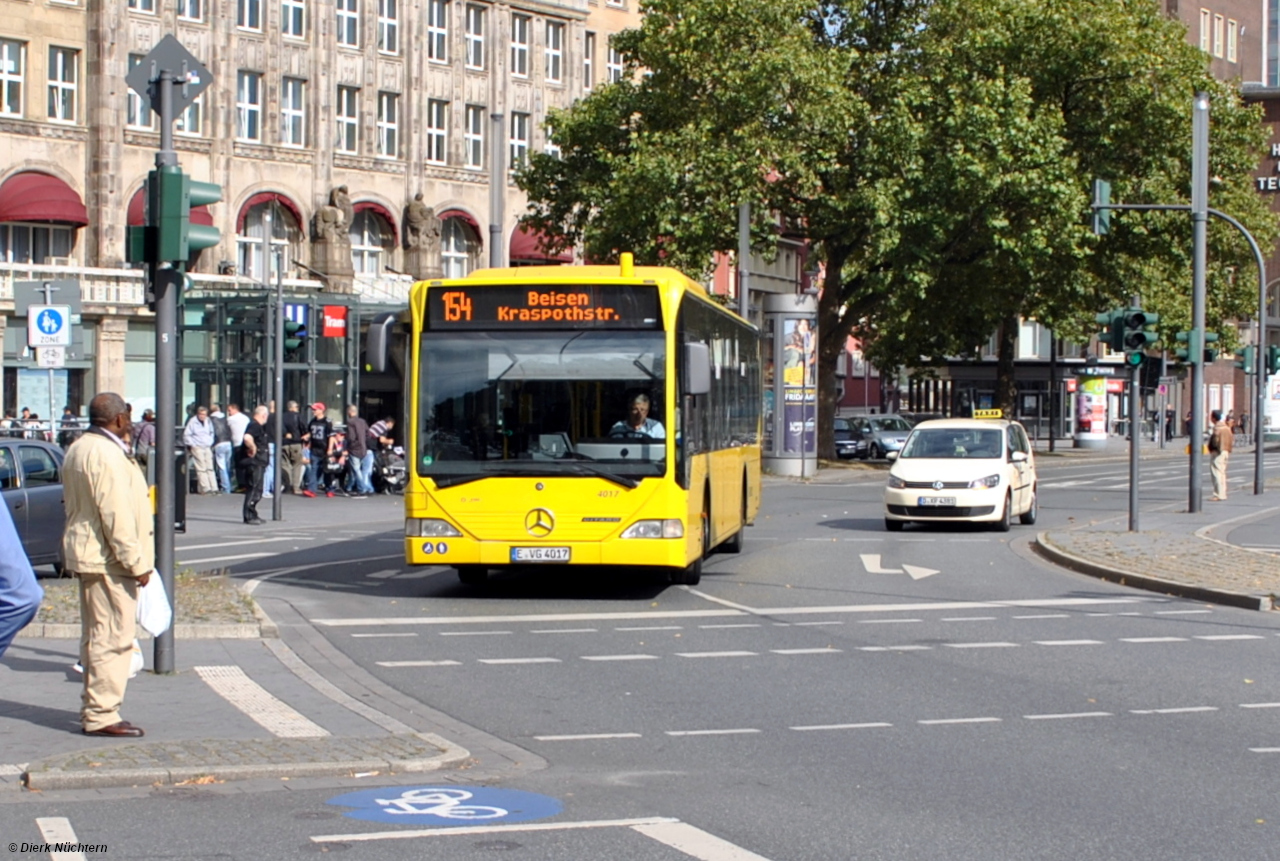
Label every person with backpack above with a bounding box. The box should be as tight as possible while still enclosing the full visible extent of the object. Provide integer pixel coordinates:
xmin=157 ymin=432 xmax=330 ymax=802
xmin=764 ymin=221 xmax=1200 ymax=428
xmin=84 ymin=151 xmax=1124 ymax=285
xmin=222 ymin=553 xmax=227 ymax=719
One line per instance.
xmin=132 ymin=410 xmax=156 ymax=477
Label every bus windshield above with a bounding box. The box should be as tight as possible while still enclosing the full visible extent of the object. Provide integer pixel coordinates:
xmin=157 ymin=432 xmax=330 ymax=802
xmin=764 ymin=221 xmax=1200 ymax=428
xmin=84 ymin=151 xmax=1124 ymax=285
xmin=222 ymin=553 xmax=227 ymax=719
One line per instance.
xmin=417 ymin=330 xmax=667 ymax=486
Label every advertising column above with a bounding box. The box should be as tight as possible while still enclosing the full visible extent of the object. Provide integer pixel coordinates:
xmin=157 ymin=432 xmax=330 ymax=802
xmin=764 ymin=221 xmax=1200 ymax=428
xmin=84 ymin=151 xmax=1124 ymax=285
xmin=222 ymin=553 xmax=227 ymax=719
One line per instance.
xmin=1074 ymin=374 xmax=1109 ymax=449
xmin=763 ymin=293 xmax=818 ymax=476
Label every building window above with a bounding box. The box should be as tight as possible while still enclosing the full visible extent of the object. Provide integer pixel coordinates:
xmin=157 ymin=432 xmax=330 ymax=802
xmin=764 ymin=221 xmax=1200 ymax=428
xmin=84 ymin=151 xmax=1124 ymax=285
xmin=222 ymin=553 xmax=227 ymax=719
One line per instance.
xmin=337 ymin=0 xmax=359 ymax=47
xmin=606 ymin=0 xmax=625 ymax=6
xmin=426 ymin=99 xmax=448 ymax=164
xmin=509 ymin=111 xmax=529 ymax=168
xmin=465 ymin=104 xmax=484 ymax=169
xmin=237 ymin=202 xmax=298 ymax=282
xmin=466 ymin=4 xmax=485 ymax=70
xmin=427 ymin=0 xmax=448 ymax=63
xmin=511 ymin=14 xmax=530 ymax=78
xmin=127 ymin=55 xmax=155 ymax=130
xmin=236 ymin=71 xmax=262 ymax=141
xmin=1227 ymin=18 xmax=1238 ymax=63
xmin=607 ymin=39 xmax=624 ymax=83
xmin=336 ymin=85 xmax=359 ymax=153
xmin=0 ymin=223 xmax=74 ymax=265
xmin=178 ymin=0 xmax=203 ymax=21
xmin=349 ymin=210 xmax=392 ymax=276
xmin=544 ymin=139 xmax=560 ymax=159
xmin=545 ymin=21 xmax=565 ymax=83
xmin=583 ymin=32 xmax=595 ymax=92
xmin=283 ymin=0 xmax=306 ymax=38
xmin=176 ymin=96 xmax=202 ymax=136
xmin=1199 ymin=8 xmax=1210 ymax=52
xmin=282 ymin=77 xmax=305 ymax=147
xmin=238 ymin=0 xmax=262 ymax=30
xmin=378 ymin=0 xmax=399 ymax=54
xmin=1213 ymin=14 xmax=1224 ymax=57
xmin=441 ymin=218 xmax=478 ymax=278
xmin=128 ymin=0 xmax=155 ymax=12
xmin=1 ymin=40 xmax=24 ymax=117
xmin=47 ymin=47 xmax=77 ymax=123
xmin=377 ymin=91 xmax=399 ymax=158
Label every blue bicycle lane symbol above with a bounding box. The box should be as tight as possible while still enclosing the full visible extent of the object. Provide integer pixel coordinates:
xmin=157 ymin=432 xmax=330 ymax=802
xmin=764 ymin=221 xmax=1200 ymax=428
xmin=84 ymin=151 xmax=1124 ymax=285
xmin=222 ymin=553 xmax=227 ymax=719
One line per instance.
xmin=327 ymin=785 xmax=563 ymax=826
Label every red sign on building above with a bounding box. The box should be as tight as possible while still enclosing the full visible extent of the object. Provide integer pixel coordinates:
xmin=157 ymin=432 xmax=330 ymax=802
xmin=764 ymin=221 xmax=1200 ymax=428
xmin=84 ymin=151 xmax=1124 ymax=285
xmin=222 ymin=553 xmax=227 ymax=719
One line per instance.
xmin=322 ymin=305 xmax=347 ymax=337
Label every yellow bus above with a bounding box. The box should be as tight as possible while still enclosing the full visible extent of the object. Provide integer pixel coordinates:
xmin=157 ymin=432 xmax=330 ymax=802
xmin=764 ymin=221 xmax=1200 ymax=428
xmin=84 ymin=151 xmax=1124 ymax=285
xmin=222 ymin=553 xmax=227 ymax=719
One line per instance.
xmin=387 ymin=253 xmax=762 ymax=586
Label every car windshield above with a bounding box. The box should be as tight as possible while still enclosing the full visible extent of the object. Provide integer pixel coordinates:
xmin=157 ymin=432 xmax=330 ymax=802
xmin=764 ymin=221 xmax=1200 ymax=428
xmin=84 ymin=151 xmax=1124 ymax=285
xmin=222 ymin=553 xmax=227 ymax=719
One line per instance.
xmin=870 ymin=417 xmax=912 ymax=432
xmin=900 ymin=428 xmax=1005 ymax=459
xmin=417 ymin=330 xmax=668 ymax=486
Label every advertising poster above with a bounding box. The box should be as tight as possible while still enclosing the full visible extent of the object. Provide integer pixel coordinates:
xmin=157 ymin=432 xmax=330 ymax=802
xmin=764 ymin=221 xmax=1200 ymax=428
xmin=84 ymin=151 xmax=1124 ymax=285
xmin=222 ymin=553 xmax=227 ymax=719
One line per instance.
xmin=1074 ymin=375 xmax=1108 ymax=445
xmin=782 ymin=318 xmax=816 ymax=454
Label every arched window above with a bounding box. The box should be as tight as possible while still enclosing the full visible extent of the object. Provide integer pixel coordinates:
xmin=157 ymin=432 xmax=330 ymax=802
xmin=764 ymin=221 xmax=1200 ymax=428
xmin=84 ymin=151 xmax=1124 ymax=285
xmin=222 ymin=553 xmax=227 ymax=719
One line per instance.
xmin=0 ymin=172 xmax=87 ymax=264
xmin=237 ymin=199 xmax=301 ymax=280
xmin=441 ymin=217 xmax=480 ymax=278
xmin=349 ymin=209 xmax=394 ymax=276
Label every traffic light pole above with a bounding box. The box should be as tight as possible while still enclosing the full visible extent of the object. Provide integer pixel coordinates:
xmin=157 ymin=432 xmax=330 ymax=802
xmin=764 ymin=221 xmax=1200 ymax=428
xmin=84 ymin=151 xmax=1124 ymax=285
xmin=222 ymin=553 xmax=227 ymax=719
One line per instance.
xmin=1129 ymin=354 xmax=1141 ymax=532
xmin=272 ymin=246 xmax=285 ymax=521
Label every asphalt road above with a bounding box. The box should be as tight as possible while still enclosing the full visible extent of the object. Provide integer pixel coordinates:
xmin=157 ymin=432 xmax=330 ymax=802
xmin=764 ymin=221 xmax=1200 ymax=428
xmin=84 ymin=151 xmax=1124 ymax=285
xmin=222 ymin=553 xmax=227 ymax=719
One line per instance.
xmin=4 ymin=451 xmax=1280 ymax=860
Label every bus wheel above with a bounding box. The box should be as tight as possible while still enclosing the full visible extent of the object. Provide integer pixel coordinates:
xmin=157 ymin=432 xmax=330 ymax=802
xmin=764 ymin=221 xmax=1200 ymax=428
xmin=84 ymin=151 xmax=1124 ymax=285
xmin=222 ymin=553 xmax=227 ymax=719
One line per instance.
xmin=456 ymin=565 xmax=488 ymax=585
xmin=719 ymin=480 xmax=747 ymax=554
xmin=671 ymin=503 xmax=709 ymax=585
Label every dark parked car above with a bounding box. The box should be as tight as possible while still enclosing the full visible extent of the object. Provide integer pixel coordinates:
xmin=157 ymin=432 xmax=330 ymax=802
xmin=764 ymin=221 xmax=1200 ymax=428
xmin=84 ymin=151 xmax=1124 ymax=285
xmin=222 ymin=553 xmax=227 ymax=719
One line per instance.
xmin=834 ymin=418 xmax=863 ymax=459
xmin=0 ymin=439 xmax=65 ymax=571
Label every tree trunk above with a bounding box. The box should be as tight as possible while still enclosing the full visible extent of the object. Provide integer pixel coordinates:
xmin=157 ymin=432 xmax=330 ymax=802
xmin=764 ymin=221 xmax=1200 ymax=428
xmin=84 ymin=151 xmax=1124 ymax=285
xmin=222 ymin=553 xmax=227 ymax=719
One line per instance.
xmin=816 ymin=248 xmax=850 ymax=460
xmin=995 ymin=314 xmax=1019 ymax=417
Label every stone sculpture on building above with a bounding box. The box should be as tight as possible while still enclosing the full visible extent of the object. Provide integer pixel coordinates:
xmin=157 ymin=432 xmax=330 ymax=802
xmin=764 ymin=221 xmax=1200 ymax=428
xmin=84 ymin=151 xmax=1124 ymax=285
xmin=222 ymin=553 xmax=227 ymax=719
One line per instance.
xmin=403 ymin=193 xmax=443 ymax=280
xmin=311 ymin=186 xmax=355 ymax=293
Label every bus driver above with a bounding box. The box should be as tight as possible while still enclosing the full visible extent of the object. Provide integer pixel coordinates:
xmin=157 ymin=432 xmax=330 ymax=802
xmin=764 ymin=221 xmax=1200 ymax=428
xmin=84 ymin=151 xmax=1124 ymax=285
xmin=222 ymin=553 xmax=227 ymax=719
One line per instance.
xmin=610 ymin=393 xmax=665 ymax=439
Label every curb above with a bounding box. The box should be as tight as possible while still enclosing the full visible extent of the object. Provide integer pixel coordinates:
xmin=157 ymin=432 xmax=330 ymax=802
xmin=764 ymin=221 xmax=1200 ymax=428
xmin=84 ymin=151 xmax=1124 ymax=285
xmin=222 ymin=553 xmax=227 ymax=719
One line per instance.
xmin=14 ymin=621 xmax=275 ymax=640
xmin=22 ymin=732 xmax=471 ymax=791
xmin=1032 ymin=532 xmax=1274 ymax=612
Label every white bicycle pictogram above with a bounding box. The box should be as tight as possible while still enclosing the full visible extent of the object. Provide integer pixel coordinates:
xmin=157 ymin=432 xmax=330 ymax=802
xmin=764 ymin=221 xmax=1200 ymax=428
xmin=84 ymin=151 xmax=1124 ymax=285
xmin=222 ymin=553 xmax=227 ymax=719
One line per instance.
xmin=374 ymin=788 xmax=509 ymax=819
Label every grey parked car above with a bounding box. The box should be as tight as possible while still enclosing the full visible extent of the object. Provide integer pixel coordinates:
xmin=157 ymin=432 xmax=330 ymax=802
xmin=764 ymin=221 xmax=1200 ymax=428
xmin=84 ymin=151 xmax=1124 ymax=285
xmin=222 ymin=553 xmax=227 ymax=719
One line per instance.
xmin=853 ymin=415 xmax=915 ymax=460
xmin=0 ymin=440 xmax=65 ymax=571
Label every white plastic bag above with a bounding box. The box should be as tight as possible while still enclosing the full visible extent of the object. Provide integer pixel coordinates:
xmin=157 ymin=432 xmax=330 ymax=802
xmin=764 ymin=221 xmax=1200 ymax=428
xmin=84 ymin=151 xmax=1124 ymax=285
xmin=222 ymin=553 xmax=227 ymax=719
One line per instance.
xmin=129 ymin=639 xmax=144 ymax=678
xmin=136 ymin=571 xmax=172 ymax=637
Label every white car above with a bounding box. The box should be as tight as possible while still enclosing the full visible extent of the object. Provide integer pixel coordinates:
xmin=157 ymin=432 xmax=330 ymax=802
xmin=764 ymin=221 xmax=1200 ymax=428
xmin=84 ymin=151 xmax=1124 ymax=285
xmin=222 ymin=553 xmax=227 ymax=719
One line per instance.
xmin=883 ymin=418 xmax=1037 ymax=532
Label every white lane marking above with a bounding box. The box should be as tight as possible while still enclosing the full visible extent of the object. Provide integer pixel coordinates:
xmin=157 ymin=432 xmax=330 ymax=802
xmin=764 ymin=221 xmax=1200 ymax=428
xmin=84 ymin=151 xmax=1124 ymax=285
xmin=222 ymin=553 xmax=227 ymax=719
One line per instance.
xmin=1120 ymin=637 xmax=1188 ymax=643
xmin=858 ymin=618 xmax=922 ymax=625
xmin=310 ymin=597 xmax=1155 ymax=627
xmin=943 ymin=642 xmax=1019 ymax=649
xmin=700 ymin=624 xmax=762 ymax=629
xmin=581 ymin=654 xmax=660 ymax=662
xmin=770 ymin=648 xmax=842 ymax=655
xmin=365 ymin=570 xmax=403 ymax=580
xmin=682 ymin=588 xmax=760 ymax=613
xmin=631 ymin=820 xmax=776 ymax=861
xmin=675 ymin=651 xmax=758 ymax=659
xmin=36 ymin=816 xmax=90 ymax=861
xmin=1240 ymin=702 xmax=1280 ymax=709
xmin=1023 ymin=712 xmax=1113 ymax=721
xmin=1194 ymin=634 xmax=1267 ymax=641
xmin=918 ymin=717 xmax=1002 ymax=725
xmin=478 ymin=657 xmax=562 ymax=665
xmin=0 ymin=763 xmax=27 ymax=776
xmin=941 ymin=616 xmax=997 ymax=622
xmin=531 ymin=628 xmax=599 ymax=634
xmin=439 ymin=631 xmax=513 ymax=637
xmin=194 ymin=665 xmax=329 ymax=738
xmin=1249 ymin=747 xmax=1280 ymax=753
xmin=534 ymin=733 xmax=642 ymax=741
xmin=351 ymin=633 xmax=418 ymax=638
xmin=1034 ymin=640 xmax=1105 ymax=646
xmin=792 ymin=621 xmax=843 ymax=627
xmin=312 ymin=817 xmax=680 ymax=843
xmin=1153 ymin=610 xmax=1212 ymax=615
xmin=376 ymin=660 xmax=461 ymax=667
xmin=665 ymin=728 xmax=761 ymax=737
xmin=790 ymin=722 xmax=892 ymax=732
xmin=178 ymin=536 xmax=311 ymax=551
xmin=617 ymin=625 xmax=683 ymax=632
xmin=1115 ymin=612 xmax=1143 ymax=617
xmin=859 ymin=645 xmax=931 ymax=652
xmin=1013 ymin=614 xmax=1070 ymax=620
xmin=178 ymin=552 xmax=275 ymax=566
xmin=1130 ymin=707 xmax=1219 ymax=715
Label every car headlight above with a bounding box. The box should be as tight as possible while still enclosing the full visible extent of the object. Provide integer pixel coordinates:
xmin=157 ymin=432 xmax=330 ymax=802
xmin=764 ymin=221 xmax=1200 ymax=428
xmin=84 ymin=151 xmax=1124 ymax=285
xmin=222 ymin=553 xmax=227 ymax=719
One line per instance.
xmin=968 ymin=474 xmax=1002 ymax=489
xmin=404 ymin=518 xmax=463 ymax=537
xmin=620 ymin=519 xmax=684 ymax=539
xmin=887 ymin=475 xmax=906 ymax=489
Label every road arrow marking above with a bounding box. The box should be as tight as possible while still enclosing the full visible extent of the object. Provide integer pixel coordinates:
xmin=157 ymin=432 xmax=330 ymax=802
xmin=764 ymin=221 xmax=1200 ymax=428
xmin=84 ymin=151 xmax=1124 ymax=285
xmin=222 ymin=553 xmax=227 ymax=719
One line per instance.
xmin=860 ymin=554 xmax=940 ymax=580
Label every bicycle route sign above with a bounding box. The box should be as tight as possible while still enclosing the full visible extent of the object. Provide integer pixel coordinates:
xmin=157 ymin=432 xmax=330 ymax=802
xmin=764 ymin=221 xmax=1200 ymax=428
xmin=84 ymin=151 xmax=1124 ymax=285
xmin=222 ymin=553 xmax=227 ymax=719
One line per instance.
xmin=326 ymin=785 xmax=563 ymax=826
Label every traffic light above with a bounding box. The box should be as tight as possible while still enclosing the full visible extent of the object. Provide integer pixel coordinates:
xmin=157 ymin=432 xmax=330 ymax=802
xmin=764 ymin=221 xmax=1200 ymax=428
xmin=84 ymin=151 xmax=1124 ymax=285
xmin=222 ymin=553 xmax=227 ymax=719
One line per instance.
xmin=1120 ymin=308 xmax=1159 ymax=367
xmin=1268 ymin=345 xmax=1280 ymax=376
xmin=1095 ymin=310 xmax=1125 ymax=353
xmin=1234 ymin=345 xmax=1257 ymax=375
xmin=1173 ymin=330 xmax=1220 ymax=364
xmin=283 ymin=319 xmax=306 ymax=354
xmin=1203 ymin=331 xmax=1220 ymax=364
xmin=152 ymin=165 xmax=221 ymax=265
xmin=1091 ymin=179 xmax=1111 ymax=236
xmin=1174 ymin=330 xmax=1195 ymax=363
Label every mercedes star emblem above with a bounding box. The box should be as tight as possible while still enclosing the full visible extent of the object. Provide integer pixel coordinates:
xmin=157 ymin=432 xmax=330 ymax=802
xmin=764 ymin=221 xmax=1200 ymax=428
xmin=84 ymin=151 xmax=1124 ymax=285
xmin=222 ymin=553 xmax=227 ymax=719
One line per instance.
xmin=525 ymin=508 xmax=555 ymax=537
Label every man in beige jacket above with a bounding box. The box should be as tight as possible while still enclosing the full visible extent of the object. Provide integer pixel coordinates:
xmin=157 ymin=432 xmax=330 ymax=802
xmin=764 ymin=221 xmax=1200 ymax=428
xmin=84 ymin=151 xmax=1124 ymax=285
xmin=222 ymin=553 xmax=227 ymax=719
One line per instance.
xmin=62 ymin=392 xmax=154 ymax=737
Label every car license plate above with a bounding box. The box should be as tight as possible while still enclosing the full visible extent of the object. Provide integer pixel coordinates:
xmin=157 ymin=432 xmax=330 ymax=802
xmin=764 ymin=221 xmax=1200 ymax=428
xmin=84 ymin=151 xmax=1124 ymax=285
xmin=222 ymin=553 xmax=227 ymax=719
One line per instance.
xmin=918 ymin=496 xmax=956 ymax=507
xmin=511 ymin=546 xmax=571 ymax=562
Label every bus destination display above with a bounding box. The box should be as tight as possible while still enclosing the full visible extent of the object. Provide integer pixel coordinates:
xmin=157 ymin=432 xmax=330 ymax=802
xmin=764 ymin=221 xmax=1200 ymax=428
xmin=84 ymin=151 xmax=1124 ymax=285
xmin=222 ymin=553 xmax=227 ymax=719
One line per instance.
xmin=428 ymin=285 xmax=661 ymax=330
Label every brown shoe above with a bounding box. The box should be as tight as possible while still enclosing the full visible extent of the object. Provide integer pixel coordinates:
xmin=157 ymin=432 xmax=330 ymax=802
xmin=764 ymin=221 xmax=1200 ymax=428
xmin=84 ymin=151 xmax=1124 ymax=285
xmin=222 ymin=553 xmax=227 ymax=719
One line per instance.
xmin=83 ymin=721 xmax=144 ymax=738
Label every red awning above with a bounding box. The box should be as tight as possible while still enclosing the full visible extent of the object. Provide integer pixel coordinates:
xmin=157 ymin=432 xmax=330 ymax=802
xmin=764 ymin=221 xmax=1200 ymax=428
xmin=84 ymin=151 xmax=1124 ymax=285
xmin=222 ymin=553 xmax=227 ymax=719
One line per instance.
xmin=353 ymin=200 xmax=399 ymax=245
xmin=510 ymin=225 xmax=572 ymax=263
xmin=0 ymin=172 xmax=88 ymax=226
xmin=438 ymin=208 xmax=482 ymax=244
xmin=127 ymin=188 xmax=213 ymax=226
xmin=236 ymin=192 xmax=304 ymax=234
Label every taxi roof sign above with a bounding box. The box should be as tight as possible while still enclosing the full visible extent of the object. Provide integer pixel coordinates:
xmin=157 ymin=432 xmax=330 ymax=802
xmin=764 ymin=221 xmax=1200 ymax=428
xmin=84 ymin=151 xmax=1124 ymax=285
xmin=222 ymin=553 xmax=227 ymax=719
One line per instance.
xmin=972 ymin=408 xmax=1004 ymax=419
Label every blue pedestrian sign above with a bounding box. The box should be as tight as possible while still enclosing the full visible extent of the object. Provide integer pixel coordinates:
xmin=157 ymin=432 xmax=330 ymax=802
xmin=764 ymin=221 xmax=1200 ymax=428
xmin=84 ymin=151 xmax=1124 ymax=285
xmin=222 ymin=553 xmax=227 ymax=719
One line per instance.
xmin=326 ymin=785 xmax=563 ymax=826
xmin=28 ymin=305 xmax=71 ymax=347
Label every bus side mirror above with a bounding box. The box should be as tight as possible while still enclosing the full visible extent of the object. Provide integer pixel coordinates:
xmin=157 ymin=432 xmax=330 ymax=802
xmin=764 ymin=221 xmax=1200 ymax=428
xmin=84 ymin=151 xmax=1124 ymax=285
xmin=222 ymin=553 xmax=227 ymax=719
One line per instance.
xmin=365 ymin=312 xmax=396 ymax=374
xmin=684 ymin=342 xmax=711 ymax=396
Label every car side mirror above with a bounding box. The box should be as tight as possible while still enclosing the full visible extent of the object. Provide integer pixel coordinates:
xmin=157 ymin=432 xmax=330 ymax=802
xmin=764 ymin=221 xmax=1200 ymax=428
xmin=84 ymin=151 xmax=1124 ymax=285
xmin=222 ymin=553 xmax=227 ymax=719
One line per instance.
xmin=885 ymin=451 xmax=899 ymax=461
xmin=1010 ymin=450 xmax=1028 ymax=463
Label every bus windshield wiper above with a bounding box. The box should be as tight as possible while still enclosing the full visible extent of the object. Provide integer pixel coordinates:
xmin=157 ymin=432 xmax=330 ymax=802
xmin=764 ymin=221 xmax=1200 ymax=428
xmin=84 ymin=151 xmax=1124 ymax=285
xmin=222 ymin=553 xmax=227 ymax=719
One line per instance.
xmin=430 ymin=463 xmax=640 ymax=489
xmin=559 ymin=463 xmax=640 ymax=488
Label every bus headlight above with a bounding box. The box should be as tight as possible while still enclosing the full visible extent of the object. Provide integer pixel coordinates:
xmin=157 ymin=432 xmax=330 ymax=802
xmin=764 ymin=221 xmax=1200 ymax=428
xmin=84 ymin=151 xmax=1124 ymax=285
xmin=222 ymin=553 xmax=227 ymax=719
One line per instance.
xmin=404 ymin=518 xmax=463 ymax=538
xmin=968 ymin=474 xmax=1002 ymax=489
xmin=621 ymin=519 xmax=684 ymax=539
